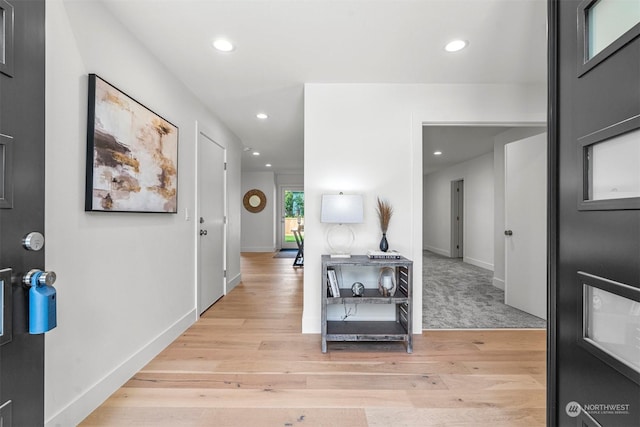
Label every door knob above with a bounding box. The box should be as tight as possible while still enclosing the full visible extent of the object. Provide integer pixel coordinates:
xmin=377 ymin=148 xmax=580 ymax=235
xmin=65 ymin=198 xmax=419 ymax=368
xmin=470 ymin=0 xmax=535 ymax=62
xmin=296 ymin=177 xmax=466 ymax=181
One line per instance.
xmin=23 ymin=269 xmax=57 ymax=287
xmin=504 ymin=230 xmax=513 ymax=236
xmin=199 ymin=230 xmax=208 ymax=236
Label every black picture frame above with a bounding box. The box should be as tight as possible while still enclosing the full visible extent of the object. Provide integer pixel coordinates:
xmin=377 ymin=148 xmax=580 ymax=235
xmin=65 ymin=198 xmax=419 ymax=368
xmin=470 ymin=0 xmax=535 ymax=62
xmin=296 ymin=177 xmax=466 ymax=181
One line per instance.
xmin=85 ymin=74 xmax=178 ymax=213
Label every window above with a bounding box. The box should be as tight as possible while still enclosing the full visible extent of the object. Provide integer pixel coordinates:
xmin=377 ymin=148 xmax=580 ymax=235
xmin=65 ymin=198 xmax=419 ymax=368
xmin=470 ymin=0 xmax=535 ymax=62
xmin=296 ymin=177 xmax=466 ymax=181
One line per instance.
xmin=578 ymin=0 xmax=640 ymax=75
xmin=579 ymin=272 xmax=640 ymax=383
xmin=579 ymin=116 xmax=640 ymax=210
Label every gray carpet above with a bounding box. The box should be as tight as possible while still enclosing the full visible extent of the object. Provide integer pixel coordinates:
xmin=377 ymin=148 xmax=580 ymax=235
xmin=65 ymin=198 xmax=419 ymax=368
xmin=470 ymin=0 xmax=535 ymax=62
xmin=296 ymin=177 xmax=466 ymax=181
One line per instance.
xmin=422 ymin=250 xmax=546 ymax=329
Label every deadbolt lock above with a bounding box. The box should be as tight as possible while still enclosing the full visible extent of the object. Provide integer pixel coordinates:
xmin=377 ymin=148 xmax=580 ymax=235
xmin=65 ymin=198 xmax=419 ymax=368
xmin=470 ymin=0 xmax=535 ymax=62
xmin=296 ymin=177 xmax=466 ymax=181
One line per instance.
xmin=23 ymin=232 xmax=45 ymax=251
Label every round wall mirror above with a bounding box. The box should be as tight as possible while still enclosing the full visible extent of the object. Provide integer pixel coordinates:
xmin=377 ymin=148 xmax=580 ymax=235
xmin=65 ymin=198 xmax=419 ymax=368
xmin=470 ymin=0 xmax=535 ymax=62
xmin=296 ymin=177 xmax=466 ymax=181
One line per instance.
xmin=243 ymin=189 xmax=267 ymax=213
xmin=249 ymin=195 xmax=261 ymax=207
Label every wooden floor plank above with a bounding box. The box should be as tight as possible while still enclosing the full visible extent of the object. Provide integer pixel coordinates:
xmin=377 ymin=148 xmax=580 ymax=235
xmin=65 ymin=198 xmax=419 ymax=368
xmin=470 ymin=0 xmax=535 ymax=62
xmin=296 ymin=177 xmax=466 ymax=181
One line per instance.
xmin=82 ymin=408 xmax=368 ymax=427
xmin=81 ymin=252 xmax=546 ymax=426
xmin=365 ymin=407 xmax=545 ymax=427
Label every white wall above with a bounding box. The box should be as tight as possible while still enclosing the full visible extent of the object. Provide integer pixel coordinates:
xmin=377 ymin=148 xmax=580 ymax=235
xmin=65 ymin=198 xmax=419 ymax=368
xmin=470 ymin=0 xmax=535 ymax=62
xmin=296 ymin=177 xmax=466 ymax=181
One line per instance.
xmin=276 ymin=173 xmax=304 ymax=187
xmin=423 ymin=152 xmax=495 ymax=270
xmin=493 ymin=127 xmax=546 ymax=289
xmin=303 ymin=83 xmax=546 ymax=334
xmin=241 ymin=171 xmax=276 ymax=252
xmin=45 ymin=1 xmax=242 ymax=425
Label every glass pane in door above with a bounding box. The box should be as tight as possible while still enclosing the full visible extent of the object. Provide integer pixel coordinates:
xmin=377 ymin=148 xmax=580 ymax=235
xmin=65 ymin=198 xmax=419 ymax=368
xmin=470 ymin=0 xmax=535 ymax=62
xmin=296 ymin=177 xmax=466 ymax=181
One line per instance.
xmin=282 ymin=189 xmax=304 ymax=248
xmin=587 ymin=0 xmax=640 ymax=59
xmin=584 ymin=284 xmax=640 ymax=373
xmin=586 ymin=128 xmax=640 ymax=201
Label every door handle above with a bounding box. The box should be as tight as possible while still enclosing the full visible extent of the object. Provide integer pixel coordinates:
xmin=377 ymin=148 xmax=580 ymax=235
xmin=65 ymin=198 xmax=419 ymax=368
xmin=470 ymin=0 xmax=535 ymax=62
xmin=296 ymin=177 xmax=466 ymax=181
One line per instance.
xmin=200 ymin=230 xmax=208 ymax=236
xmin=23 ymin=269 xmax=57 ymax=286
xmin=22 ymin=269 xmax=57 ymax=334
xmin=504 ymin=230 xmax=513 ymax=236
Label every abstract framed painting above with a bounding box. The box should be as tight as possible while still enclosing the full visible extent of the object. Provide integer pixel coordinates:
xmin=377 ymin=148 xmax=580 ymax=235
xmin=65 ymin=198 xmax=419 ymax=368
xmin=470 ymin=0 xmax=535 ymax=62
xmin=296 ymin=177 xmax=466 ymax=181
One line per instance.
xmin=85 ymin=74 xmax=178 ymax=213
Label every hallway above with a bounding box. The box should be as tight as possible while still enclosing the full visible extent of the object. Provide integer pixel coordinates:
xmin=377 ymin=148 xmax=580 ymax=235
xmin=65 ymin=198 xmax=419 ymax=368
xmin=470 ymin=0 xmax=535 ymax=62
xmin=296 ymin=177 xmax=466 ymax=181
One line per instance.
xmin=81 ymin=253 xmax=546 ymax=426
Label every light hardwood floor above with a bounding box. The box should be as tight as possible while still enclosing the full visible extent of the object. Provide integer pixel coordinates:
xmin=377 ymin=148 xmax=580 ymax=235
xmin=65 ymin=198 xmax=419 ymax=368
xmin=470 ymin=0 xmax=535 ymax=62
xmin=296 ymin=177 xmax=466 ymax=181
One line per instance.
xmin=81 ymin=252 xmax=546 ymax=426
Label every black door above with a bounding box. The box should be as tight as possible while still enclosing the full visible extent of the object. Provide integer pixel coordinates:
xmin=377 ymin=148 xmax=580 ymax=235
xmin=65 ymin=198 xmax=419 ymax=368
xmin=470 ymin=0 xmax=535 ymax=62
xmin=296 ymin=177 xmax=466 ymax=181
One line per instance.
xmin=549 ymin=0 xmax=640 ymax=426
xmin=0 ymin=0 xmax=46 ymax=425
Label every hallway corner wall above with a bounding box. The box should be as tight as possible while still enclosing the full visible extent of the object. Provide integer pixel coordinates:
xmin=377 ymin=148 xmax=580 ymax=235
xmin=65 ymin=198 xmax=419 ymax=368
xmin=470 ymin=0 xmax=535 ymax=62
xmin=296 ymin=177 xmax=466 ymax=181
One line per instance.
xmin=241 ymin=171 xmax=277 ymax=252
xmin=423 ymin=152 xmax=495 ymax=271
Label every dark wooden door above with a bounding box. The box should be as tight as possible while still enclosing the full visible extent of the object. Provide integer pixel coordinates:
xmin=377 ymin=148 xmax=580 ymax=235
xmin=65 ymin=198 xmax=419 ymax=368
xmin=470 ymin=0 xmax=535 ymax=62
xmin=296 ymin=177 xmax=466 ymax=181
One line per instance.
xmin=0 ymin=0 xmax=46 ymax=425
xmin=549 ymin=0 xmax=640 ymax=426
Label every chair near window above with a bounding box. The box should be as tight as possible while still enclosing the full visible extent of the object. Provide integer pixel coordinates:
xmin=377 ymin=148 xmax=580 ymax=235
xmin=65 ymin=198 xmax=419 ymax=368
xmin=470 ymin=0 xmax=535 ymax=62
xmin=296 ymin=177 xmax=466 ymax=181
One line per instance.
xmin=292 ymin=226 xmax=303 ymax=267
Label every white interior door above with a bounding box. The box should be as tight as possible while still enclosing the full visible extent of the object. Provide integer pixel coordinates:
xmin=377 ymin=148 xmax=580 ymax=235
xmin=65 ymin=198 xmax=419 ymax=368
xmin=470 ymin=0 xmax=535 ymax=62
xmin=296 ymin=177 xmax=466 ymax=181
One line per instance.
xmin=450 ymin=179 xmax=464 ymax=258
xmin=197 ymin=132 xmax=225 ymax=314
xmin=505 ymin=132 xmax=547 ymax=320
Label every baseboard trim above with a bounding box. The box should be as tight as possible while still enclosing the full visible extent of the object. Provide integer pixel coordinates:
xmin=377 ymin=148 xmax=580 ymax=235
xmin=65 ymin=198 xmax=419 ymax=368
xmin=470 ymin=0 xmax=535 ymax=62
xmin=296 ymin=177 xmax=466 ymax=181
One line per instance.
xmin=493 ymin=277 xmax=505 ymax=290
xmin=302 ymin=313 xmax=320 ymax=334
xmin=464 ymin=256 xmax=494 ymax=272
xmin=422 ymin=327 xmax=547 ymax=331
xmin=241 ymin=247 xmax=276 ymax=252
xmin=227 ymin=272 xmax=241 ymax=293
xmin=423 ymin=245 xmax=449 ymax=257
xmin=45 ymin=309 xmax=196 ymax=427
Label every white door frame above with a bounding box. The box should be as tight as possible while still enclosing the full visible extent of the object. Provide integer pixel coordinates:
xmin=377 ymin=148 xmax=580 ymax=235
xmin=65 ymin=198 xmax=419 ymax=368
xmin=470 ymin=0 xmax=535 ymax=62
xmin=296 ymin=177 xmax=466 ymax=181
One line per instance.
xmin=195 ymin=122 xmax=227 ymax=316
xmin=279 ymin=185 xmax=304 ymax=250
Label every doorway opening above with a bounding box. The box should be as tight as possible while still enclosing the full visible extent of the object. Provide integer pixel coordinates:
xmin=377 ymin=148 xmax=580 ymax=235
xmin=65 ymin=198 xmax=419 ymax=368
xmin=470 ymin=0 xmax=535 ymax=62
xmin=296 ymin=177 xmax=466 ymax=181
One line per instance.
xmin=280 ymin=187 xmax=304 ymax=250
xmin=422 ymin=124 xmax=547 ymax=330
xmin=450 ymin=179 xmax=464 ymax=259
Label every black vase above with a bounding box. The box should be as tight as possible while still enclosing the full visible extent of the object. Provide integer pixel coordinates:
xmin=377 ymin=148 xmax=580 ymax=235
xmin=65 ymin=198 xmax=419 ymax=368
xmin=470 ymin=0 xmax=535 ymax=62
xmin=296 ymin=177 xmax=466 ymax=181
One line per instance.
xmin=379 ymin=233 xmax=389 ymax=252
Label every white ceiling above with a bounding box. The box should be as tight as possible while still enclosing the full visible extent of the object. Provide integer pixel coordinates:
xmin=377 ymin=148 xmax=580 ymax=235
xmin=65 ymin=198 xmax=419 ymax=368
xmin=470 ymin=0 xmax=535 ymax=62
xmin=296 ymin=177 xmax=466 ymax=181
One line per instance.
xmin=423 ymin=125 xmax=512 ymax=174
xmin=100 ymin=0 xmax=548 ymax=174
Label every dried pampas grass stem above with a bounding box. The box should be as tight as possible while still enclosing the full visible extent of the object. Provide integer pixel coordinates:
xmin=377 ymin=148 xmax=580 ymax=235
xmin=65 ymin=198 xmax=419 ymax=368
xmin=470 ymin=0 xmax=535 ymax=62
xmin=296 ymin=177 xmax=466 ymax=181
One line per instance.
xmin=376 ymin=197 xmax=393 ymax=233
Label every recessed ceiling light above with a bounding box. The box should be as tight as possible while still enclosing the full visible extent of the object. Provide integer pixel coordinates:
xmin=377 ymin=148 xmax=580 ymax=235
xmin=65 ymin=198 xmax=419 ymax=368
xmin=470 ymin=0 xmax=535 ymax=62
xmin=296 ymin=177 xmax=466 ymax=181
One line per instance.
xmin=252 ymin=151 xmax=260 ymax=156
xmin=434 ymin=151 xmax=443 ymax=156
xmin=265 ymin=163 xmax=272 ymax=167
xmin=444 ymin=39 xmax=468 ymax=52
xmin=213 ymin=38 xmax=235 ymax=52
xmin=256 ymin=113 xmax=268 ymax=120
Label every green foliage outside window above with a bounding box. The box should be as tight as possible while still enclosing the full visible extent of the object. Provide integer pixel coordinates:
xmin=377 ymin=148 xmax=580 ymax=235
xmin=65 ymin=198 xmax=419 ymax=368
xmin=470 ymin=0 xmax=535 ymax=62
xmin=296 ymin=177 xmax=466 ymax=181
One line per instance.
xmin=284 ymin=191 xmax=304 ymax=218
